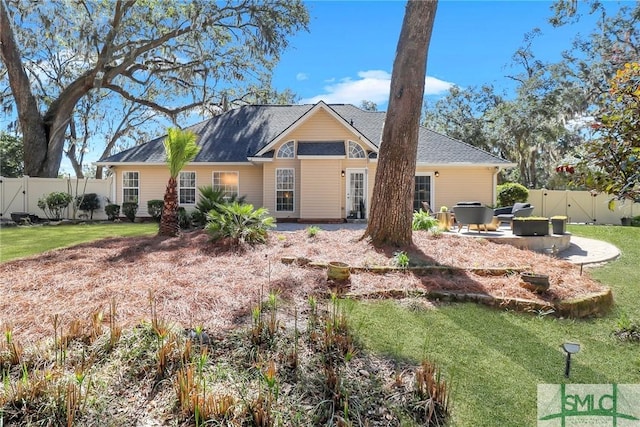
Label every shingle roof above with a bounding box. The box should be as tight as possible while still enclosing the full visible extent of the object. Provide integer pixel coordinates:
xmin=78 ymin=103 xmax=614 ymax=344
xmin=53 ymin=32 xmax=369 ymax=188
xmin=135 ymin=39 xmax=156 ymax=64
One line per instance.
xmin=98 ymin=103 xmax=511 ymax=166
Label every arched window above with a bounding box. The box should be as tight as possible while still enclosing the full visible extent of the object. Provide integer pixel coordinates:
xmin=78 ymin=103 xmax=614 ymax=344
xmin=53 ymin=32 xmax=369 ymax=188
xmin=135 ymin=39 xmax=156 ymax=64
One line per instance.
xmin=348 ymin=141 xmax=365 ymax=159
xmin=277 ymin=141 xmax=295 ymax=158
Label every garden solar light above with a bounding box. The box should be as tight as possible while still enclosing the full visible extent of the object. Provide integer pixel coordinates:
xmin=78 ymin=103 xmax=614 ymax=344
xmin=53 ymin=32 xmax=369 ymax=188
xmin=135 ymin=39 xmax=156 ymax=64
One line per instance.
xmin=562 ymin=342 xmax=581 ymax=378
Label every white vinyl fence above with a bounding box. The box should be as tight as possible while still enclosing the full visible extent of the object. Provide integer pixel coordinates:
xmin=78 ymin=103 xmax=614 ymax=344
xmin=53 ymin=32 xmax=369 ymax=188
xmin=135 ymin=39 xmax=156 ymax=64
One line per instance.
xmin=528 ymin=189 xmax=639 ymax=225
xmin=0 ymin=176 xmax=114 ymax=221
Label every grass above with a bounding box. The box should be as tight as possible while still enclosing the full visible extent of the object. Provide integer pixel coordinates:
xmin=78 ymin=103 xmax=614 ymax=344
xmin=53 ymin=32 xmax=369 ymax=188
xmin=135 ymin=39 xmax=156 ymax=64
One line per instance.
xmin=0 ymin=222 xmax=157 ymax=262
xmin=345 ymin=224 xmax=640 ymax=427
xmin=1 ymin=222 xmax=638 ymax=425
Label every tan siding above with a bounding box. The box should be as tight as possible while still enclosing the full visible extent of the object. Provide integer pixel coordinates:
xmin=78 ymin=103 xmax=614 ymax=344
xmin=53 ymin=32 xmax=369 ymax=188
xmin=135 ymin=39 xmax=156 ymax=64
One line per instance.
xmin=111 ymin=164 xmax=264 ymax=217
xmin=426 ymin=167 xmax=495 ymax=209
xmin=300 ymin=160 xmax=342 ymax=219
xmin=263 ymin=159 xmax=300 ymax=219
xmin=286 ymin=108 xmax=359 ymax=141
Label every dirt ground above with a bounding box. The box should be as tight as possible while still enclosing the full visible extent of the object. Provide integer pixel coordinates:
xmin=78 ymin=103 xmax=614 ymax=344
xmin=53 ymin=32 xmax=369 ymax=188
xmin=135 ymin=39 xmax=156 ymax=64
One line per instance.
xmin=0 ymin=229 xmax=607 ymax=344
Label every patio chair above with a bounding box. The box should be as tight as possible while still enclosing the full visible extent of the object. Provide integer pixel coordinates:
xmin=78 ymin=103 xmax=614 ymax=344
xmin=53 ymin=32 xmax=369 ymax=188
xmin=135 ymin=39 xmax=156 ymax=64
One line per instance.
xmin=421 ymin=201 xmax=434 ymax=215
xmin=494 ymin=203 xmax=534 ymax=225
xmin=452 ymin=203 xmax=494 ymax=233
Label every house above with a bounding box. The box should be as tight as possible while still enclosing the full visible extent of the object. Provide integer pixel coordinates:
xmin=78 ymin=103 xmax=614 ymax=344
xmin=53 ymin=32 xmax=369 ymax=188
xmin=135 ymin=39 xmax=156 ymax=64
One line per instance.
xmin=97 ymin=101 xmax=515 ymax=221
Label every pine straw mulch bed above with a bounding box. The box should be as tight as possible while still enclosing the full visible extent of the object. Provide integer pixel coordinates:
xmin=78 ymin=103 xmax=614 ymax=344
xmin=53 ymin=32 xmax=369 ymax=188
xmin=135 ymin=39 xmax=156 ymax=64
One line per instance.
xmin=0 ymin=228 xmax=608 ymax=345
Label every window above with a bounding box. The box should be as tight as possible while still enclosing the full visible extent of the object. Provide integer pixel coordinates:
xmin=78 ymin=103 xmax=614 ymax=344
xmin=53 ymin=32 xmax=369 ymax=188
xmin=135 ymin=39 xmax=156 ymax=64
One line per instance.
xmin=277 ymin=141 xmax=295 ymax=158
xmin=212 ymin=171 xmax=239 ymax=199
xmin=122 ymin=171 xmax=139 ymax=203
xmin=348 ymin=141 xmax=366 ymax=159
xmin=276 ymin=168 xmax=294 ymax=212
xmin=179 ymin=171 xmax=196 ymax=204
xmin=413 ymin=174 xmax=432 ymax=212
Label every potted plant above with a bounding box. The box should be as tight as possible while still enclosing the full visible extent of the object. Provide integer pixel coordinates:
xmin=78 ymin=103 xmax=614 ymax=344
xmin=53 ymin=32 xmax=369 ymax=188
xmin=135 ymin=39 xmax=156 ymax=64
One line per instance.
xmin=512 ymin=217 xmax=549 ymax=236
xmin=550 ymin=215 xmax=568 ymax=235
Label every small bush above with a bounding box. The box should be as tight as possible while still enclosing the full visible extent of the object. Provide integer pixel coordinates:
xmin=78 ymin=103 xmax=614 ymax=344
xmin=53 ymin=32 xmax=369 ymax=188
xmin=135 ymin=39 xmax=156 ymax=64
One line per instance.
xmin=412 ymin=210 xmax=438 ymax=231
xmin=105 ymin=204 xmax=120 ymax=221
xmin=631 ymin=215 xmax=640 ymax=227
xmin=122 ymin=202 xmax=138 ymax=222
xmin=177 ymin=207 xmax=191 ymax=229
xmin=147 ymin=199 xmax=164 ymax=222
xmin=205 ymin=202 xmax=275 ymax=245
xmin=392 ymin=251 xmax=410 ymax=268
xmin=76 ymin=193 xmax=101 ymax=219
xmin=306 ymin=225 xmax=320 ymax=237
xmin=496 ymin=182 xmax=529 ymax=207
xmin=37 ymin=191 xmax=73 ymax=220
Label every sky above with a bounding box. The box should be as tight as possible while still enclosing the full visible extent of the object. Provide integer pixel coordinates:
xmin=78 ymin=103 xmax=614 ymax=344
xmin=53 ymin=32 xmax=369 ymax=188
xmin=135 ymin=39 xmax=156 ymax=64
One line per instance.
xmin=45 ymin=0 xmax=624 ymax=174
xmin=269 ymin=0 xmax=619 ymax=110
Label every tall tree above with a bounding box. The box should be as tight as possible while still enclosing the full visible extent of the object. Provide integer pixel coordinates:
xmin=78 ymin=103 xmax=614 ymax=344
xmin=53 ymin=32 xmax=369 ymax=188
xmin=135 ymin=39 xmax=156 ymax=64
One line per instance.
xmin=0 ymin=132 xmax=23 ymax=177
xmin=574 ymin=62 xmax=640 ymax=205
xmin=159 ymin=128 xmax=200 ymax=237
xmin=0 ymin=0 xmax=308 ymax=177
xmin=365 ymin=0 xmax=437 ymax=247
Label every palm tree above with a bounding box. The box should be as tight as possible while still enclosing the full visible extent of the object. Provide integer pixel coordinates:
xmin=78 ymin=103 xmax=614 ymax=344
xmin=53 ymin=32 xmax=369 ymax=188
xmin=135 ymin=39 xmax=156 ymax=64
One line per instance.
xmin=158 ymin=128 xmax=200 ymax=237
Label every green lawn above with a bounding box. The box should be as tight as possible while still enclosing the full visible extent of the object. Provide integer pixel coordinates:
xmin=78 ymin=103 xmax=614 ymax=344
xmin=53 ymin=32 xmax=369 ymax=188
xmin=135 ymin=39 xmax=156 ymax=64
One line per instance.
xmin=346 ymin=224 xmax=640 ymax=427
xmin=0 ymin=222 xmax=157 ymax=262
xmin=1 ymin=222 xmax=638 ymax=426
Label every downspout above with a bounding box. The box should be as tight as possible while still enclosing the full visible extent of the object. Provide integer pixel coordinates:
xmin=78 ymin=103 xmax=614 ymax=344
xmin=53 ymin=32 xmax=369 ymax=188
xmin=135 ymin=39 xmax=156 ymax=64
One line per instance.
xmin=492 ymin=166 xmax=499 ymax=206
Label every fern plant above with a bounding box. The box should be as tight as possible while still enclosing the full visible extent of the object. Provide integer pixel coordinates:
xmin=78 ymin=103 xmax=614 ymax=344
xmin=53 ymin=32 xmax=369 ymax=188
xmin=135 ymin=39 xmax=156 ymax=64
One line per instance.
xmin=412 ymin=210 xmax=438 ymax=231
xmin=205 ymin=202 xmax=275 ymax=244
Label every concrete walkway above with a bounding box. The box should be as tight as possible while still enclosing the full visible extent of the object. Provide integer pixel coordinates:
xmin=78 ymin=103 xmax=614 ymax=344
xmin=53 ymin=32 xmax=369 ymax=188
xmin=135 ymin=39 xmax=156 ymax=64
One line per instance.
xmin=274 ymin=222 xmax=621 ymax=266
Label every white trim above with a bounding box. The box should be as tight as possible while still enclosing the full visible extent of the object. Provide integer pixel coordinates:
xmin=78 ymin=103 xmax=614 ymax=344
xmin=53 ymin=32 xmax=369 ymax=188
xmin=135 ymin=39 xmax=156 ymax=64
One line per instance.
xmin=414 ymin=172 xmax=435 ymax=212
xmin=276 ymin=140 xmax=296 ymax=159
xmin=345 ymin=168 xmax=368 ymax=219
xmin=297 ymin=155 xmax=346 ymax=160
xmin=212 ymin=171 xmax=240 ymax=199
xmin=347 ymin=140 xmax=367 ymax=159
xmin=275 ymin=168 xmax=295 ymax=213
xmin=248 ymin=157 xmax=273 ymax=163
xmin=178 ymin=171 xmax=197 ymax=205
xmin=121 ymin=171 xmax=140 ymax=204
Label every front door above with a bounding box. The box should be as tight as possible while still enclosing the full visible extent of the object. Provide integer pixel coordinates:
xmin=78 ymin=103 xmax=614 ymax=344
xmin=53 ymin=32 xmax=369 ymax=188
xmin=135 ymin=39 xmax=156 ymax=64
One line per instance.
xmin=346 ymin=169 xmax=367 ymax=219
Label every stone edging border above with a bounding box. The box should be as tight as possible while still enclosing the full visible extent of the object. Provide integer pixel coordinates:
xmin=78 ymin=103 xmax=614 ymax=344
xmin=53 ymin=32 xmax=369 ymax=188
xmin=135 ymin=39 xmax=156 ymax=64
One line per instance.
xmin=282 ymin=257 xmax=614 ymax=318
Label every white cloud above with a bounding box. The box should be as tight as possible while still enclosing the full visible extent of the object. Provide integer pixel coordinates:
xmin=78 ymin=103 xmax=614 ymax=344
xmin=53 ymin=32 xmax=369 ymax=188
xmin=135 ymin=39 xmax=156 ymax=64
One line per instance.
xmin=296 ymin=72 xmax=309 ymax=81
xmin=301 ymin=70 xmax=453 ymax=105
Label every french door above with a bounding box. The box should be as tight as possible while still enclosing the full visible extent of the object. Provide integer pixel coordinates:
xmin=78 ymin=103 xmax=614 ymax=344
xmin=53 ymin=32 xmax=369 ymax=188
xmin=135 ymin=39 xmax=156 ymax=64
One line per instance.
xmin=346 ymin=169 xmax=367 ymax=219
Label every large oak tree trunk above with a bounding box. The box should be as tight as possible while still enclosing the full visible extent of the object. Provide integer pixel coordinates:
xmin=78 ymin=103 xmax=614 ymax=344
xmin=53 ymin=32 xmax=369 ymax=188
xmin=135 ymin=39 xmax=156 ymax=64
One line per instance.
xmin=365 ymin=0 xmax=437 ymax=247
xmin=0 ymin=2 xmax=48 ymax=176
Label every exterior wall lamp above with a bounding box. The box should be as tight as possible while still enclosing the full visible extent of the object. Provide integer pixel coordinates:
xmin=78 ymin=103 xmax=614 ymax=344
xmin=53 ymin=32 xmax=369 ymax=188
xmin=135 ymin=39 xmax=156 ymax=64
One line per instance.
xmin=341 ymin=170 xmax=345 ymax=177
xmin=434 ymin=171 xmax=440 ymax=177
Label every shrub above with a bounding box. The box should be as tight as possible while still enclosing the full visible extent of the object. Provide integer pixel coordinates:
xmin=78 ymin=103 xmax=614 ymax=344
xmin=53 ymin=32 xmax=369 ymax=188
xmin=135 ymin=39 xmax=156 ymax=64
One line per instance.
xmin=205 ymin=202 xmax=275 ymax=245
xmin=306 ymin=225 xmax=321 ymax=237
xmin=496 ymin=182 xmax=529 ymax=207
xmin=147 ymin=199 xmax=164 ymax=222
xmin=191 ymin=186 xmax=246 ymax=226
xmin=121 ymin=202 xmax=138 ymax=222
xmin=178 ymin=207 xmax=191 ymax=229
xmin=37 ymin=191 xmax=73 ymax=220
xmin=412 ymin=210 xmax=438 ymax=231
xmin=105 ymin=204 xmax=120 ymax=221
xmin=76 ymin=193 xmax=101 ymax=219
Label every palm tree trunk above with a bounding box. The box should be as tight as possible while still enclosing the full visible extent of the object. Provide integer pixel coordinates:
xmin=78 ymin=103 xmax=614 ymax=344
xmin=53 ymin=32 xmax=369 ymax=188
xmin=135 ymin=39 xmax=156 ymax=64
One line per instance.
xmin=159 ymin=177 xmax=179 ymax=237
